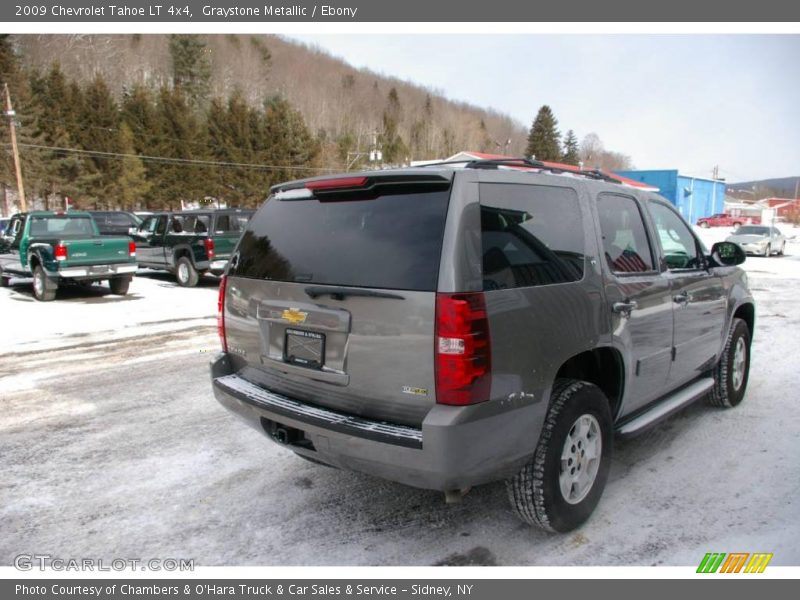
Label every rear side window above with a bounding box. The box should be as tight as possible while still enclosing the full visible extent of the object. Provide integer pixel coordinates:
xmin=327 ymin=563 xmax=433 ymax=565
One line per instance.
xmin=174 ymin=214 xmax=211 ymax=233
xmin=596 ymin=194 xmax=655 ymax=274
xmin=479 ymin=183 xmax=585 ymax=290
xmin=230 ymin=187 xmax=451 ymax=291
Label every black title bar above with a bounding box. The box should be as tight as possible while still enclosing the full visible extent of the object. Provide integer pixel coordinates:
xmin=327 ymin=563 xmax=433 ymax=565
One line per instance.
xmin=4 ymin=0 xmax=800 ymax=22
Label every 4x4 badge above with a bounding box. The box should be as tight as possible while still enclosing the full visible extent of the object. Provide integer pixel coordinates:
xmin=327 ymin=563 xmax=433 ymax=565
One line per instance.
xmin=281 ymin=308 xmax=308 ymax=325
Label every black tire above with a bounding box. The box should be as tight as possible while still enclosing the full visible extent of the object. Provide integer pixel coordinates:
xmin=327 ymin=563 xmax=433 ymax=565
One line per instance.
xmin=0 ymin=273 xmax=9 ymax=287
xmin=175 ymin=256 xmax=199 ymax=287
xmin=707 ymin=317 xmax=751 ymax=408
xmin=32 ymin=264 xmax=56 ymax=302
xmin=109 ymin=276 xmax=131 ymax=295
xmin=506 ymin=379 xmax=613 ymax=533
xmin=733 ymin=221 xmax=742 ymax=229
xmin=763 ymin=243 xmax=771 ymax=257
xmin=778 ymin=243 xmax=785 ymax=256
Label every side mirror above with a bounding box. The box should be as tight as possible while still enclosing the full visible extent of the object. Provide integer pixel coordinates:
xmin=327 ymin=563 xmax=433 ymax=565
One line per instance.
xmin=709 ymin=241 xmax=746 ymax=267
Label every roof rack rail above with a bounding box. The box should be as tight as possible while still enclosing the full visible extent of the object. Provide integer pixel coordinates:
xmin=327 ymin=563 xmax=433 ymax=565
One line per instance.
xmin=416 ymin=157 xmax=628 ymax=187
xmin=463 ymin=158 xmax=546 ymax=170
xmin=577 ymin=168 xmax=622 ymax=184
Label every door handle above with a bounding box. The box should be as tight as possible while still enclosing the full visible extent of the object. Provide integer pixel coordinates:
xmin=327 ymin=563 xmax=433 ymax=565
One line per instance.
xmin=612 ymin=300 xmax=638 ymax=315
xmin=673 ymin=292 xmax=689 ymax=305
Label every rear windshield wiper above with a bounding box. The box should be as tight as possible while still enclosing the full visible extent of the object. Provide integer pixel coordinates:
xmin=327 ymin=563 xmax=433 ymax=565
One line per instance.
xmin=304 ymin=286 xmax=405 ymax=301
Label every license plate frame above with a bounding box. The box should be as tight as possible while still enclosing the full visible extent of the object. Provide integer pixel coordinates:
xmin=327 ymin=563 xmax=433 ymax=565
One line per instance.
xmin=90 ymin=265 xmax=110 ymax=274
xmin=284 ymin=328 xmax=326 ymax=370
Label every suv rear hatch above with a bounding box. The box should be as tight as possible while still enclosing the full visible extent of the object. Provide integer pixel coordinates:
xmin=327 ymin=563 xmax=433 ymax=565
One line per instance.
xmin=224 ymin=173 xmax=453 ymax=427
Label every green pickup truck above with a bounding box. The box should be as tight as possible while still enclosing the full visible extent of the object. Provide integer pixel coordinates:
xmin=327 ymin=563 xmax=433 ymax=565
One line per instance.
xmin=0 ymin=211 xmax=138 ymax=301
xmin=132 ymin=209 xmax=253 ymax=286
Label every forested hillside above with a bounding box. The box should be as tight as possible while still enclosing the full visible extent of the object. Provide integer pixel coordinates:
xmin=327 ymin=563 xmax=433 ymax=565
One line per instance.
xmin=1 ymin=34 xmax=630 ymax=211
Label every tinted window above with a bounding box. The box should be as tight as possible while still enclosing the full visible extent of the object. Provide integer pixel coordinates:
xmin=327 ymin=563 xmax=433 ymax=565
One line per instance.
xmin=479 ymin=183 xmax=584 ymax=290
xmin=230 ymin=187 xmax=451 ymax=291
xmin=596 ymin=194 xmax=654 ymax=274
xmin=648 ymin=201 xmax=703 ymax=270
xmin=155 ymin=216 xmax=167 ymax=235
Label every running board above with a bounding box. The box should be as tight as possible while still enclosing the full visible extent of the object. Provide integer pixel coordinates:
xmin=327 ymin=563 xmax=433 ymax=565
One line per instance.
xmin=616 ymin=378 xmax=715 ymax=438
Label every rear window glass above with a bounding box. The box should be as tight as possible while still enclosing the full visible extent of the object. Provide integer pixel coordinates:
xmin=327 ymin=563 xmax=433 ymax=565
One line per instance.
xmin=29 ymin=216 xmax=94 ymax=237
xmin=736 ymin=226 xmax=769 ymax=235
xmin=215 ymin=213 xmax=251 ymax=233
xmin=480 ymin=183 xmax=585 ymax=290
xmin=230 ymin=187 xmax=451 ymax=291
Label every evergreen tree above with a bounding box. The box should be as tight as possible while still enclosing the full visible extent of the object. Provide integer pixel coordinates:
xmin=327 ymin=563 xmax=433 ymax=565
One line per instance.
xmin=207 ymin=91 xmax=269 ymax=206
xmin=525 ymin=105 xmax=561 ymax=161
xmin=169 ymin=35 xmax=211 ymax=108
xmin=262 ymin=95 xmax=319 ymax=190
xmin=27 ymin=65 xmax=89 ymax=208
xmin=0 ymin=35 xmax=43 ymax=211
xmin=121 ymin=85 xmax=159 ymax=208
xmin=380 ymin=87 xmax=408 ymax=164
xmin=76 ymin=76 xmax=121 ymax=205
xmin=562 ymin=129 xmax=580 ymax=166
xmin=150 ymin=85 xmax=209 ymax=209
xmin=114 ymin=122 xmax=150 ymax=210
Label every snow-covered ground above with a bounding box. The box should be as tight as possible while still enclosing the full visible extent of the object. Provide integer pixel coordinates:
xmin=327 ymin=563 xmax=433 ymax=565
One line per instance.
xmin=0 ymin=269 xmax=218 ymax=355
xmin=1 ymin=226 xmax=799 ymax=566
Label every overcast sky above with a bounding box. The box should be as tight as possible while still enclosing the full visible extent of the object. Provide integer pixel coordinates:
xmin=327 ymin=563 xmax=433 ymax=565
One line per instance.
xmin=288 ymin=35 xmax=799 ymax=182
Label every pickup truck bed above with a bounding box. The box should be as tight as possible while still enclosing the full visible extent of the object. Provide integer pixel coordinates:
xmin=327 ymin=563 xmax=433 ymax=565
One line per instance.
xmin=0 ymin=211 xmax=138 ymax=301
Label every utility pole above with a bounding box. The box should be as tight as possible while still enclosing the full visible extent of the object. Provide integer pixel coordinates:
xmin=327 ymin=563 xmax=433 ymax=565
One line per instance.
xmin=4 ymin=83 xmax=26 ymax=212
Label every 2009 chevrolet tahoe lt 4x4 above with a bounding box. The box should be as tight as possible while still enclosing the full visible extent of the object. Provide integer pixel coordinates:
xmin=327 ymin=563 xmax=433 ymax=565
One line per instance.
xmin=210 ymin=158 xmax=754 ymax=532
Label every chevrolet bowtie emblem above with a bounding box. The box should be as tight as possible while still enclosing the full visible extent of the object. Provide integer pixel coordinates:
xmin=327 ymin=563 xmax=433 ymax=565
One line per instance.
xmin=281 ymin=308 xmax=308 ymax=325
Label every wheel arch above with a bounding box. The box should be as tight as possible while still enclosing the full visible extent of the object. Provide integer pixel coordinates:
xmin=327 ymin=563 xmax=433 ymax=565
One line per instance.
xmin=172 ymin=245 xmax=194 ymax=265
xmin=28 ymin=252 xmax=41 ymax=270
xmin=732 ymin=302 xmax=755 ymax=339
xmin=554 ymin=347 xmax=625 ymax=420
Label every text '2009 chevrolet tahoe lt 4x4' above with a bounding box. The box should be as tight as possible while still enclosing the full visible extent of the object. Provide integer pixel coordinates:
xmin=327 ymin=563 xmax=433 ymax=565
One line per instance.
xmin=210 ymin=158 xmax=754 ymax=532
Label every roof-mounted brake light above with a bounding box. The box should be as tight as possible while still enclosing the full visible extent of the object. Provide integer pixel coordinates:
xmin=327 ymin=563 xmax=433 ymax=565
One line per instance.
xmin=305 ymin=176 xmax=368 ymax=191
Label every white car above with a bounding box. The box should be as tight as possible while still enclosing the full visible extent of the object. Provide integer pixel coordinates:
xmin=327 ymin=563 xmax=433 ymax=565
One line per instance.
xmin=727 ymin=225 xmax=786 ymax=257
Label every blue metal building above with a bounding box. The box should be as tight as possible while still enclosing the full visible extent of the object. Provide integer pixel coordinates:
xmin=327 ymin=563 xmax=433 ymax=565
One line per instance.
xmin=616 ymin=170 xmax=726 ymax=224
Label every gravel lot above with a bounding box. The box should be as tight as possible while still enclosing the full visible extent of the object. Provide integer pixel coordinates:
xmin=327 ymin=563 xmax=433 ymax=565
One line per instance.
xmin=1 ymin=238 xmax=799 ymax=567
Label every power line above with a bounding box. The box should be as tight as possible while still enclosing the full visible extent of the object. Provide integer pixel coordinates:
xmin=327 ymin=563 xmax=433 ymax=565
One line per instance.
xmin=4 ymin=141 xmax=334 ymax=173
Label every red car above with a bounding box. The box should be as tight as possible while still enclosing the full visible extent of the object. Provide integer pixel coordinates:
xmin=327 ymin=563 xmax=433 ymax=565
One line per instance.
xmin=697 ymin=213 xmax=761 ymax=228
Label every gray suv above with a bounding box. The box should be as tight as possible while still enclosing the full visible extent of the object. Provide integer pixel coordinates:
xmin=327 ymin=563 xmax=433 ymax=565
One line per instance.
xmin=210 ymin=159 xmax=754 ymax=532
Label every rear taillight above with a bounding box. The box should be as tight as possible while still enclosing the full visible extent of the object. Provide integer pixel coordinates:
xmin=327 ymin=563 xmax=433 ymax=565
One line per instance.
xmin=128 ymin=240 xmax=136 ymax=258
xmin=434 ymin=292 xmax=492 ymax=406
xmin=54 ymin=243 xmax=67 ymax=261
xmin=218 ymin=275 xmax=227 ymax=352
xmin=204 ymin=238 xmax=215 ymax=260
